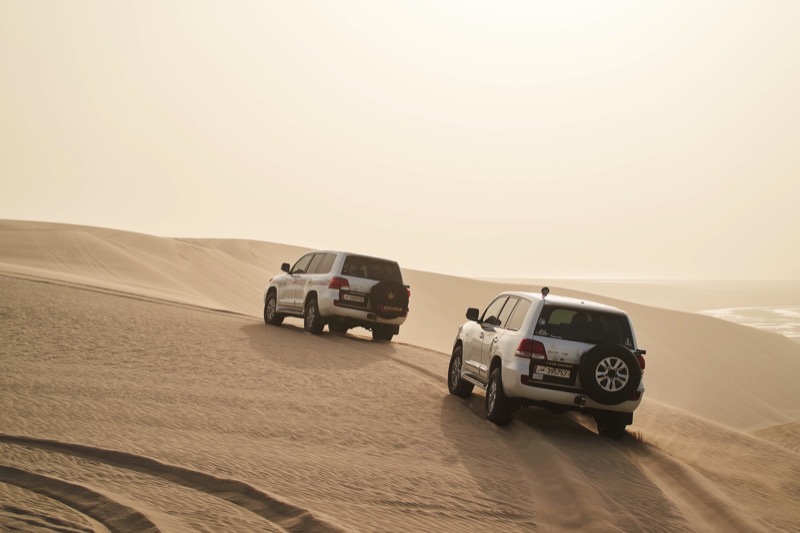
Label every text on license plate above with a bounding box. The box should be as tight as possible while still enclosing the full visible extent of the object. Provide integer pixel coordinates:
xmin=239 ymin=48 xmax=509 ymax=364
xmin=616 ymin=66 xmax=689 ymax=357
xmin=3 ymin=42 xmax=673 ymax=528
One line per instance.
xmin=534 ymin=365 xmax=571 ymax=379
xmin=342 ymin=293 xmax=365 ymax=303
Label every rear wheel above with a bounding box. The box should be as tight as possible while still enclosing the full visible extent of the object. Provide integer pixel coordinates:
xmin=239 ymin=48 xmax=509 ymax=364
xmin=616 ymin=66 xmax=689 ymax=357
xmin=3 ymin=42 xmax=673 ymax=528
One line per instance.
xmin=303 ymin=297 xmax=324 ymax=334
xmin=264 ymin=291 xmax=284 ymax=326
xmin=485 ymin=367 xmax=512 ymax=426
xmin=595 ymin=412 xmax=629 ymax=439
xmin=372 ymin=325 xmax=394 ymax=342
xmin=329 ymin=320 xmax=349 ymax=334
xmin=448 ymin=346 xmax=473 ymax=398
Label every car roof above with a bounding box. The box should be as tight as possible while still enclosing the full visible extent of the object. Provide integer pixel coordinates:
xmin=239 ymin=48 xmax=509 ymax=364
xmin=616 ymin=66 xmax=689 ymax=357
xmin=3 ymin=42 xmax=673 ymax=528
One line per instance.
xmin=309 ymin=250 xmax=400 ymax=263
xmin=502 ymin=291 xmax=628 ymax=315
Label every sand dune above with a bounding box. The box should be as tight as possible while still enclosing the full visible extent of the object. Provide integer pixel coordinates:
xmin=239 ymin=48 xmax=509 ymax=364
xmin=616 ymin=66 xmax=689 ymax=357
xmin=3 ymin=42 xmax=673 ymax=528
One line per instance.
xmin=2 ymin=220 xmax=799 ymax=531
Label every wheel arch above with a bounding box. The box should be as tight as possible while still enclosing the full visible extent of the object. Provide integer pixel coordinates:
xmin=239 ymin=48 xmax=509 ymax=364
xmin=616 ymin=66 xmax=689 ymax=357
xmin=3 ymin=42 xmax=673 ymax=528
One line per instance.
xmin=265 ymin=286 xmax=277 ymax=303
xmin=489 ymin=354 xmax=503 ymax=374
xmin=304 ymin=290 xmax=319 ymax=307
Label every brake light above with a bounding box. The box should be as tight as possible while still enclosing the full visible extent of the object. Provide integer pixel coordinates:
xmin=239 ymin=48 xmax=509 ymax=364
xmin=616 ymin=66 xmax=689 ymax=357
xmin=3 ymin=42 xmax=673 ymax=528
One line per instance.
xmin=635 ymin=353 xmax=645 ymax=373
xmin=515 ymin=339 xmax=547 ymax=360
xmin=328 ymin=277 xmax=350 ymax=290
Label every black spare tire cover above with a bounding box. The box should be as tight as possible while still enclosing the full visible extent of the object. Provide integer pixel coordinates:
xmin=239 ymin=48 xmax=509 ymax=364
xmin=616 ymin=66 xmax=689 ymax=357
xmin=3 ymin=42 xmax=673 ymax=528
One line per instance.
xmin=369 ymin=281 xmax=409 ymax=319
xmin=579 ymin=343 xmax=642 ymax=405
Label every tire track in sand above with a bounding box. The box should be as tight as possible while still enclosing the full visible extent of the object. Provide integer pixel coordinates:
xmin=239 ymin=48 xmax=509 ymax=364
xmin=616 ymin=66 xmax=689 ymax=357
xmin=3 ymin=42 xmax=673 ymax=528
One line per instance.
xmin=622 ymin=438 xmax=765 ymax=532
xmin=0 ymin=434 xmax=345 ymax=533
xmin=0 ymin=465 xmax=156 ymax=532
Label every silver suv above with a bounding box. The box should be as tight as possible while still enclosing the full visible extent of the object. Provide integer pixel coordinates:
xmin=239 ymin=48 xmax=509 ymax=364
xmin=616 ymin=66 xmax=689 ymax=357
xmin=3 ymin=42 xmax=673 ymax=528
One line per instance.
xmin=263 ymin=251 xmax=409 ymax=341
xmin=448 ymin=287 xmax=646 ymax=438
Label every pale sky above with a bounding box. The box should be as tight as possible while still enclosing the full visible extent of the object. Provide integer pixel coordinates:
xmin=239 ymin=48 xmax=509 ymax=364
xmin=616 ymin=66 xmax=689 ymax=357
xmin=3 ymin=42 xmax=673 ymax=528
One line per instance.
xmin=2 ymin=1 xmax=799 ymax=279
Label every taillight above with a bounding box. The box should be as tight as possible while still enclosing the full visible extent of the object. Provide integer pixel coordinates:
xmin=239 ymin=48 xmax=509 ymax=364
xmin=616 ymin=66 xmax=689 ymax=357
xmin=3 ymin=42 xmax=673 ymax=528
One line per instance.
xmin=635 ymin=353 xmax=645 ymax=373
xmin=515 ymin=339 xmax=547 ymax=360
xmin=328 ymin=277 xmax=350 ymax=290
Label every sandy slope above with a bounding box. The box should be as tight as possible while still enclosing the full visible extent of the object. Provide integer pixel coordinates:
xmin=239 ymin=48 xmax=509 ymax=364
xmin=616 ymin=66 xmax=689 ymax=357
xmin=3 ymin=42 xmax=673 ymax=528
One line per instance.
xmin=2 ymin=220 xmax=800 ymax=531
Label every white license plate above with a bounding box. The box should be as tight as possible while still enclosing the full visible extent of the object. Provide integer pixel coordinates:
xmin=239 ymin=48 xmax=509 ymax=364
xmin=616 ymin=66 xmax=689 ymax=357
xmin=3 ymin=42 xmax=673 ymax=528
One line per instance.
xmin=342 ymin=293 xmax=365 ymax=303
xmin=534 ymin=365 xmax=571 ymax=379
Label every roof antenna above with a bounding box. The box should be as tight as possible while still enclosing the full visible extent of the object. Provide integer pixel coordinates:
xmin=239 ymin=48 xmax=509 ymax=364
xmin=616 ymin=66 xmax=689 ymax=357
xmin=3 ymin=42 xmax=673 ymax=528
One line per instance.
xmin=541 ymin=286 xmax=550 ymax=298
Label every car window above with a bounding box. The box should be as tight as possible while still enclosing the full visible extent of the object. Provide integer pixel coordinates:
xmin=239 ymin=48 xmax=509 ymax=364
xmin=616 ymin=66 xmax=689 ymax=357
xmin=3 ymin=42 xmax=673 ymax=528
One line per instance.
xmin=316 ymin=253 xmax=336 ymax=274
xmin=496 ymin=298 xmax=518 ymax=329
xmin=342 ymin=255 xmax=402 ymax=282
xmin=481 ymin=296 xmax=508 ymax=326
xmin=505 ymin=298 xmax=531 ymax=331
xmin=291 ymin=253 xmax=314 ymax=274
xmin=307 ymin=253 xmax=324 ymax=274
xmin=535 ymin=306 xmax=634 ymax=348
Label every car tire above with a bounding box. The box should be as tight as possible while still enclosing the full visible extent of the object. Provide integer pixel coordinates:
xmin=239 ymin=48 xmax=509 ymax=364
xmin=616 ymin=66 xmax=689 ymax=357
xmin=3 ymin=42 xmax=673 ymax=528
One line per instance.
xmin=372 ymin=325 xmax=393 ymax=342
xmin=448 ymin=346 xmax=473 ymax=398
xmin=595 ymin=412 xmax=629 ymax=439
xmin=304 ymin=297 xmax=324 ymax=334
xmin=485 ymin=367 xmax=512 ymax=426
xmin=579 ymin=344 xmax=642 ymax=405
xmin=264 ymin=291 xmax=284 ymax=326
xmin=329 ymin=320 xmax=349 ymax=334
xmin=370 ymin=281 xmax=409 ymax=319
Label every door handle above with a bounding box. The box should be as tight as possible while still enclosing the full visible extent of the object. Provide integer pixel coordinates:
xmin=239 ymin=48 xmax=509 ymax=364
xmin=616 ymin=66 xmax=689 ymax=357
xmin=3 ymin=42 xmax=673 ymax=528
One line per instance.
xmin=479 ymin=332 xmax=485 ymax=339
xmin=492 ymin=336 xmax=499 ymax=344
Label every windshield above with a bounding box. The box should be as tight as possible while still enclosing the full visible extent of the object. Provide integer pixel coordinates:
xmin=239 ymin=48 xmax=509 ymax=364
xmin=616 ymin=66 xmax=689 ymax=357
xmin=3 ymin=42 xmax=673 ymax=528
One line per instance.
xmin=534 ymin=306 xmax=634 ymax=348
xmin=342 ymin=255 xmax=403 ymax=283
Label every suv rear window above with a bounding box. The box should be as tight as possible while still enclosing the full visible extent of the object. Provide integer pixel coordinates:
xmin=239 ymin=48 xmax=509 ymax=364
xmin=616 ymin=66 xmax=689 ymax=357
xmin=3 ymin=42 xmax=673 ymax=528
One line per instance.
xmin=535 ymin=306 xmax=634 ymax=348
xmin=342 ymin=255 xmax=402 ymax=283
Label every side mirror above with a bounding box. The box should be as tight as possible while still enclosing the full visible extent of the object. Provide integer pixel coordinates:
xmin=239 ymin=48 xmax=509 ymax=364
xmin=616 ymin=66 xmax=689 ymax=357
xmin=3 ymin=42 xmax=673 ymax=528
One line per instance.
xmin=281 ymin=262 xmax=290 ymax=273
xmin=466 ymin=308 xmax=480 ymax=321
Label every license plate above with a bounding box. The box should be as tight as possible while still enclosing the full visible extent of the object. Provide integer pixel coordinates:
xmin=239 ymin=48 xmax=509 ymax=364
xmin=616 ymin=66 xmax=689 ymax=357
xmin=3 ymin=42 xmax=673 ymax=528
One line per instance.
xmin=534 ymin=365 xmax=571 ymax=379
xmin=342 ymin=293 xmax=365 ymax=303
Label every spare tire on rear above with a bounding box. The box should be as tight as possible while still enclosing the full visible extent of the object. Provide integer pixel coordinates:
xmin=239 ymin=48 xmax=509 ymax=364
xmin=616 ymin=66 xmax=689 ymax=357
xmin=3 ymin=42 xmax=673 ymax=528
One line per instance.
xmin=579 ymin=344 xmax=641 ymax=405
xmin=369 ymin=281 xmax=409 ymax=319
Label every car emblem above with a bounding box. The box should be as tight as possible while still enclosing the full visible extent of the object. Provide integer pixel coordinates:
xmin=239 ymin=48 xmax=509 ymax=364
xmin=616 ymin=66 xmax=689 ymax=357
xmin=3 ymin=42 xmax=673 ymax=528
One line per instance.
xmin=387 ymin=290 xmax=395 ymax=301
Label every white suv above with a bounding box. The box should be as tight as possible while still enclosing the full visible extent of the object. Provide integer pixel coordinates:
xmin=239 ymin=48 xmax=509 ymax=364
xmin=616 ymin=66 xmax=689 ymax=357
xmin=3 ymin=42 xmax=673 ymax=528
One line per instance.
xmin=448 ymin=287 xmax=646 ymax=438
xmin=263 ymin=251 xmax=409 ymax=342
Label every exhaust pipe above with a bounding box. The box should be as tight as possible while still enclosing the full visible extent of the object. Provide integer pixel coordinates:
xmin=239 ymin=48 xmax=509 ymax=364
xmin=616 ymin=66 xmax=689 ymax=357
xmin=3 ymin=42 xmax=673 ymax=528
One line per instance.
xmin=574 ymin=395 xmax=587 ymax=407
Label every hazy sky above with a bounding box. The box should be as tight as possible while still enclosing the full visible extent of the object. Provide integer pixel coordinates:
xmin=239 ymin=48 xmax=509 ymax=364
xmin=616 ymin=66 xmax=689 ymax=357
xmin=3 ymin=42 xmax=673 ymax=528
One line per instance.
xmin=2 ymin=1 xmax=799 ymax=279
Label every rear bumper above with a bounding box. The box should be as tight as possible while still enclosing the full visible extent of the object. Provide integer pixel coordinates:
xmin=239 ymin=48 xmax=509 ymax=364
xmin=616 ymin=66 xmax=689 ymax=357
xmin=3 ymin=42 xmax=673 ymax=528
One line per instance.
xmin=502 ymin=358 xmax=643 ymax=413
xmin=317 ymin=289 xmax=406 ymax=326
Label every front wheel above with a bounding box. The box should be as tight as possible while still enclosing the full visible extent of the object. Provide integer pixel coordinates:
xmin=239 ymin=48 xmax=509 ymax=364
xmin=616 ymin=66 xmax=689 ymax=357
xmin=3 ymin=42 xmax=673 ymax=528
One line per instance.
xmin=485 ymin=367 xmax=512 ymax=426
xmin=448 ymin=346 xmax=473 ymax=398
xmin=264 ymin=291 xmax=284 ymax=326
xmin=304 ymin=297 xmax=324 ymax=334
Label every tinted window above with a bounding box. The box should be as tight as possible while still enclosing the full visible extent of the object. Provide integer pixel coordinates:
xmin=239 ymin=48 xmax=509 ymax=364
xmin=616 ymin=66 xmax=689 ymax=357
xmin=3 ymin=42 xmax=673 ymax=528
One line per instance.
xmin=316 ymin=253 xmax=336 ymax=274
xmin=534 ymin=306 xmax=634 ymax=348
xmin=307 ymin=253 xmax=324 ymax=274
xmin=496 ymin=298 xmax=518 ymax=329
xmin=342 ymin=255 xmax=402 ymax=282
xmin=506 ymin=298 xmax=532 ymax=331
xmin=481 ymin=296 xmax=508 ymax=326
xmin=291 ymin=254 xmax=314 ymax=274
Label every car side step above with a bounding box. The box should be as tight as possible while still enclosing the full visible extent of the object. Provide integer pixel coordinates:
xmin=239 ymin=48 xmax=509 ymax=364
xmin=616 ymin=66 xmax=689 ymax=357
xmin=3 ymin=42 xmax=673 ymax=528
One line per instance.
xmin=462 ymin=373 xmax=487 ymax=390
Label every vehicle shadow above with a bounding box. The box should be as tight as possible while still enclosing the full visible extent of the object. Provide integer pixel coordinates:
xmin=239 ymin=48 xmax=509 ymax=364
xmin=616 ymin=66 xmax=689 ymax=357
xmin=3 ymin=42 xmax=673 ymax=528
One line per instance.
xmin=241 ymin=321 xmax=398 ymax=372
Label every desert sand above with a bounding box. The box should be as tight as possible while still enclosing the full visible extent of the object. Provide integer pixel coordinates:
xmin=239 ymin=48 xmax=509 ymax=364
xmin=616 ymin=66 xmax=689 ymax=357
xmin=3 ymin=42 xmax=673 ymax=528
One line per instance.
xmin=2 ymin=220 xmax=799 ymax=532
